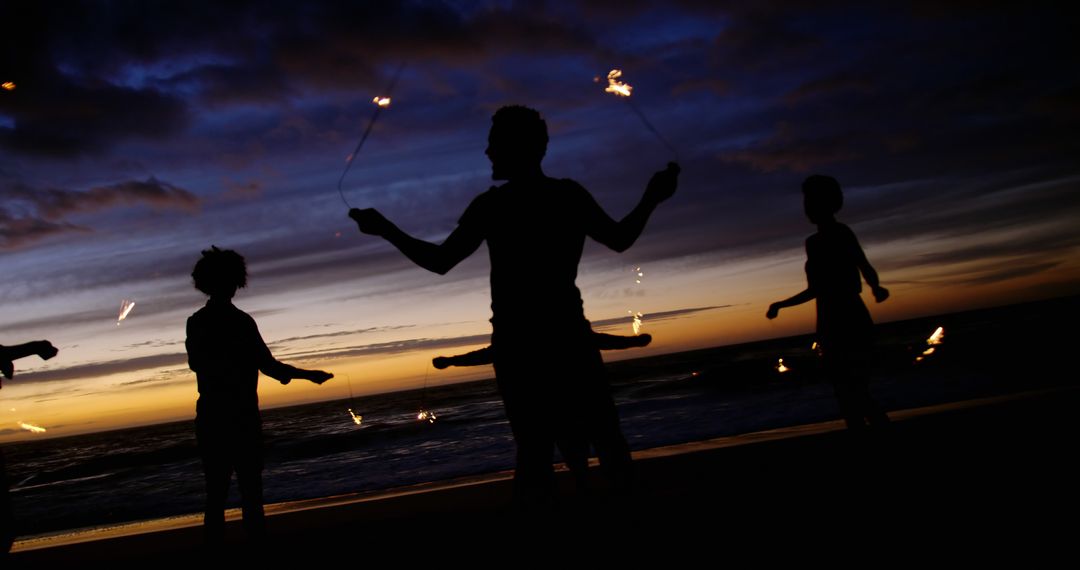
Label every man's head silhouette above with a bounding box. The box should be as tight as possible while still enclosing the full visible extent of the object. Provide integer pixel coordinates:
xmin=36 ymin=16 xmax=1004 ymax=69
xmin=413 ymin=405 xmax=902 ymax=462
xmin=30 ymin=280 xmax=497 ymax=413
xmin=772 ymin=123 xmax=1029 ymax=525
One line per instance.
xmin=487 ymin=105 xmax=548 ymax=181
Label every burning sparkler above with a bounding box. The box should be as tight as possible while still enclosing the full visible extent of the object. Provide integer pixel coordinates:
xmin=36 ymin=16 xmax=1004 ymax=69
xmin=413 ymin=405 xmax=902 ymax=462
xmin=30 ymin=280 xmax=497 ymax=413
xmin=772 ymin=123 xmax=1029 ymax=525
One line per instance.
xmin=117 ymin=299 xmax=135 ymax=325
xmin=597 ymin=68 xmax=679 ymax=161
xmin=18 ymin=421 xmax=46 ymax=434
xmin=628 ymin=310 xmax=644 ymax=336
xmin=1 ymin=82 xmax=15 ymax=91
xmin=337 ymin=62 xmax=406 ymax=209
xmin=348 ymin=408 xmax=363 ymax=426
xmin=915 ymin=326 xmax=945 ymax=363
xmin=776 ymin=358 xmax=790 ymax=373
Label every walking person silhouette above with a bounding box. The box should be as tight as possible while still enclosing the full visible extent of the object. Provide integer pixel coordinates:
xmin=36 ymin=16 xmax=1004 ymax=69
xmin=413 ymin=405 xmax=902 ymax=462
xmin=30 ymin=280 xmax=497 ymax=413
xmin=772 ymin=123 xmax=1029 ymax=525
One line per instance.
xmin=767 ymin=175 xmax=890 ymax=432
xmin=186 ymin=247 xmax=332 ymax=545
xmin=350 ymin=105 xmax=679 ymax=507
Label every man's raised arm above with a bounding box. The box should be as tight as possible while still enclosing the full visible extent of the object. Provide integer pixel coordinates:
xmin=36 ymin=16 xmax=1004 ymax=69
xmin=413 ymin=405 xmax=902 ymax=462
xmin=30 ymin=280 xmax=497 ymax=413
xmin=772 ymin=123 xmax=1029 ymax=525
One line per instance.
xmin=350 ymin=208 xmax=483 ymax=275
xmin=585 ymin=163 xmax=679 ymax=253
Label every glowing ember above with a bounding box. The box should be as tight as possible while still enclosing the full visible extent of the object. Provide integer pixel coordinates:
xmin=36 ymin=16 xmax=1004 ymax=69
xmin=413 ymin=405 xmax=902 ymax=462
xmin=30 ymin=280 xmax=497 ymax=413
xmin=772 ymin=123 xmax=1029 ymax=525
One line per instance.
xmin=776 ymin=358 xmax=790 ymax=373
xmin=117 ymin=299 xmax=136 ymax=325
xmin=603 ymin=69 xmax=633 ymax=97
xmin=18 ymin=422 xmax=46 ymax=434
xmin=915 ymin=326 xmax=945 ymax=363
xmin=1 ymin=82 xmax=15 ymax=91
xmin=373 ymin=96 xmax=391 ymax=108
xmin=635 ymin=266 xmax=644 ymax=284
xmin=628 ymin=310 xmax=644 ymax=335
xmin=417 ymin=409 xmax=437 ymax=424
xmin=348 ymin=408 xmax=363 ymax=426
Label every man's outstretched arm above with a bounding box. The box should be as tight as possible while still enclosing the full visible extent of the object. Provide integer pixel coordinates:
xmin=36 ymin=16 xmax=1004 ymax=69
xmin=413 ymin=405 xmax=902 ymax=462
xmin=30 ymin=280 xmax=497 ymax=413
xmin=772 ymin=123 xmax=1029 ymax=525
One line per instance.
xmin=350 ymin=209 xmax=483 ymax=275
xmin=586 ymin=163 xmax=679 ymax=252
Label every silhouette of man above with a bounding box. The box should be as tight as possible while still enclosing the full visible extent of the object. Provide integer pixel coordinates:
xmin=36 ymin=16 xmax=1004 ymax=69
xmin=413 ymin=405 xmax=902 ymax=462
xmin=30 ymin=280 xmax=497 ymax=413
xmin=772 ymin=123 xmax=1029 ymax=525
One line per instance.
xmin=186 ymin=247 xmax=332 ymax=544
xmin=350 ymin=105 xmax=679 ymax=505
xmin=0 ymin=340 xmax=58 ymax=555
xmin=767 ymin=175 xmax=890 ymax=431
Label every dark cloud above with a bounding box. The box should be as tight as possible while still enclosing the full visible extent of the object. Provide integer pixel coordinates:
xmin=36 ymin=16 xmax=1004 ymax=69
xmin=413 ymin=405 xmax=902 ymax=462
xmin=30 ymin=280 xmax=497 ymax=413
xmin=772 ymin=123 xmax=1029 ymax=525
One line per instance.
xmin=0 ymin=177 xmax=199 ymax=249
xmin=591 ymin=305 xmax=731 ymax=330
xmin=14 ymin=352 xmax=189 ymax=384
xmin=720 ymin=124 xmax=861 ymax=173
xmin=282 ymin=333 xmax=494 ymax=364
xmin=267 ymin=325 xmax=416 ymax=348
xmin=955 ymin=261 xmax=1062 ymax=287
xmin=0 ymin=210 xmax=87 ymax=250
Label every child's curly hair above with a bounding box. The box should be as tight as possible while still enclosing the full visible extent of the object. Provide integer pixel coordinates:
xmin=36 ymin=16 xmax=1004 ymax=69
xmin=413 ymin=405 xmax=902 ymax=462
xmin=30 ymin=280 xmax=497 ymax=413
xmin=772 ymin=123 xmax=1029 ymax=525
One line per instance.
xmin=192 ymin=246 xmax=247 ymax=296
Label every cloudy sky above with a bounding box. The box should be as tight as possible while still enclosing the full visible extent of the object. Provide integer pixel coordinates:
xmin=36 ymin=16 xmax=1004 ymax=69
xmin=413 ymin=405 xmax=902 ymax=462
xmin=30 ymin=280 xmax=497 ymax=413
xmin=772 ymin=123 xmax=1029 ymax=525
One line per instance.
xmin=1 ymin=1 xmax=1077 ymax=441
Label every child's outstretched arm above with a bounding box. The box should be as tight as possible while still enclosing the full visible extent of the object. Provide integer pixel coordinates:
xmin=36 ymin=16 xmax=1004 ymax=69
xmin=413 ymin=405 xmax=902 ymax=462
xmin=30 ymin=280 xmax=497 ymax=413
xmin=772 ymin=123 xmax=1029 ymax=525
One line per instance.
xmin=0 ymin=340 xmax=58 ymax=383
xmin=767 ymin=289 xmax=815 ymax=319
xmin=592 ymin=332 xmax=651 ymax=350
xmin=253 ymin=330 xmax=332 ymax=384
xmin=260 ymin=359 xmax=332 ymax=385
xmin=433 ymin=346 xmax=493 ymax=369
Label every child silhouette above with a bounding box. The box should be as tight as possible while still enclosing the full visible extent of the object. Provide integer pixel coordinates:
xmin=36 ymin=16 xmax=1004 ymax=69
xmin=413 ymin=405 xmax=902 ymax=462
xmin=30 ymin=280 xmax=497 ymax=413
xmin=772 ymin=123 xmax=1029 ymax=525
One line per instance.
xmin=186 ymin=246 xmax=331 ymax=544
xmin=767 ymin=175 xmax=890 ymax=431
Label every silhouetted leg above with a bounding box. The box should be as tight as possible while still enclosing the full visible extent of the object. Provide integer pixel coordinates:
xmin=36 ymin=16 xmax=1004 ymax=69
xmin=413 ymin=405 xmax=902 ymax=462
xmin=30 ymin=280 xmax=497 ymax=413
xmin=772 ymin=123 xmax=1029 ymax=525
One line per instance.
xmin=576 ymin=347 xmax=634 ymax=496
xmin=494 ymin=345 xmax=558 ymax=509
xmin=201 ymin=456 xmax=232 ymax=545
xmin=236 ymin=460 xmax=265 ymax=538
xmin=1 ymin=449 xmax=13 ymax=555
xmin=833 ymin=376 xmax=868 ymax=431
xmin=198 ymin=422 xmax=232 ymax=545
xmin=555 ymin=430 xmax=591 ymax=493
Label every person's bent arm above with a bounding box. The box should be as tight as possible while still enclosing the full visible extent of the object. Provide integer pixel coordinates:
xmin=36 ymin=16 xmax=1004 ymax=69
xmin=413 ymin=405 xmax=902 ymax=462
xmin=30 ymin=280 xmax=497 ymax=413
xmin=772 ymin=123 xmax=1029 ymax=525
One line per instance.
xmin=767 ymin=289 xmax=816 ymax=319
xmin=587 ymin=163 xmax=679 ymax=253
xmin=350 ymin=209 xmax=483 ymax=275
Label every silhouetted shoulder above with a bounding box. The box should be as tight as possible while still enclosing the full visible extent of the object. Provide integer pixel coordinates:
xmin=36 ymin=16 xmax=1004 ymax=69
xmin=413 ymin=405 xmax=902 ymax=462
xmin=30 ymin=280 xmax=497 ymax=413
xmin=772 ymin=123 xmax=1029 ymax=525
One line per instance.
xmin=458 ymin=185 xmax=501 ymax=229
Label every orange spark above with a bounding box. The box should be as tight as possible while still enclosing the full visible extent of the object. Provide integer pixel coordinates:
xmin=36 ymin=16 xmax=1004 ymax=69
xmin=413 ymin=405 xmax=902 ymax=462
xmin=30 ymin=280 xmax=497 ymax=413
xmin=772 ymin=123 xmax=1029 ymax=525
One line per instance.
xmin=1 ymin=82 xmax=15 ymax=91
xmin=373 ymin=96 xmax=391 ymax=108
xmin=18 ymin=421 xmax=46 ymax=434
xmin=776 ymin=358 xmax=790 ymax=373
xmin=603 ymin=69 xmax=632 ymax=97
xmin=117 ymin=299 xmax=136 ymax=325
xmin=348 ymin=408 xmax=363 ymax=425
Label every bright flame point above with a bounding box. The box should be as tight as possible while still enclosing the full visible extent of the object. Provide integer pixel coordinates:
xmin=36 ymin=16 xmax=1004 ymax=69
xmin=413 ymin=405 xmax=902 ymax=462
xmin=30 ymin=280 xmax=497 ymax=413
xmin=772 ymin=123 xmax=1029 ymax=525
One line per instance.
xmin=117 ymin=299 xmax=135 ymax=325
xmin=604 ymin=69 xmax=633 ymax=97
xmin=19 ymin=422 xmax=46 ymax=434
xmin=776 ymin=358 xmax=790 ymax=373
xmin=1 ymin=82 xmax=15 ymax=91
xmin=373 ymin=96 xmax=391 ymax=108
xmin=348 ymin=408 xmax=363 ymax=425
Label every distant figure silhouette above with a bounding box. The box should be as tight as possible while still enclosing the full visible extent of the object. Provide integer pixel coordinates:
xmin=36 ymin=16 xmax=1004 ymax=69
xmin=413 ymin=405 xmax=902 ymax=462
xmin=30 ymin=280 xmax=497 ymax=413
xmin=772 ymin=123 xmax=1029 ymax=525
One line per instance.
xmin=0 ymin=340 xmax=58 ymax=555
xmin=767 ymin=175 xmax=890 ymax=431
xmin=351 ymin=105 xmax=678 ymax=506
xmin=186 ymin=247 xmax=332 ymax=544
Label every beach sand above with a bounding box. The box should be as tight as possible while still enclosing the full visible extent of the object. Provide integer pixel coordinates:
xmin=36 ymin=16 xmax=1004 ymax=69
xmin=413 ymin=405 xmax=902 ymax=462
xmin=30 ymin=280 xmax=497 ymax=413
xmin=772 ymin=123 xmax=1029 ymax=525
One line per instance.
xmin=9 ymin=387 xmax=1077 ymax=562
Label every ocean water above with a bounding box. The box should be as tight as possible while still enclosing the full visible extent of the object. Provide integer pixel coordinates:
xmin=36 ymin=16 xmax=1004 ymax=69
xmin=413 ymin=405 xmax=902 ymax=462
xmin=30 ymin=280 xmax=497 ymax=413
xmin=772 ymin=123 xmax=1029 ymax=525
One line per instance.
xmin=4 ymin=297 xmax=1076 ymax=538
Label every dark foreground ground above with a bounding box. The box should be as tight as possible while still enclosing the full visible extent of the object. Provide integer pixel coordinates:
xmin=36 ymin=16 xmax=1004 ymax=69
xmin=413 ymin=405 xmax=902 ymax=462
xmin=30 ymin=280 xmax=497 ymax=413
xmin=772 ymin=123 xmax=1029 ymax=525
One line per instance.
xmin=8 ymin=386 xmax=1077 ymax=564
